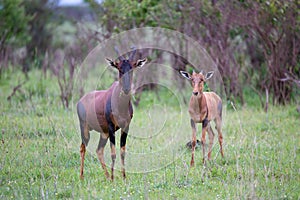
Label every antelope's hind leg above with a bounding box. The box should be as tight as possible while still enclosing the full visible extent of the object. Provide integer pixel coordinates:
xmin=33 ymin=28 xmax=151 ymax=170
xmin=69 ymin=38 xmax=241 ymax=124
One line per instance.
xmin=80 ymin=143 xmax=86 ymax=179
xmin=77 ymin=102 xmax=90 ymax=179
xmin=96 ymin=133 xmax=110 ymax=179
xmin=79 ymin=122 xmax=90 ymax=179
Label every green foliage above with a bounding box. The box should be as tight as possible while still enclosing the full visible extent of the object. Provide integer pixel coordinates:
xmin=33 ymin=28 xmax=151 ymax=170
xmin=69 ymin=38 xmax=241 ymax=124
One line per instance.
xmin=134 ymin=86 xmax=181 ymax=109
xmin=0 ymin=0 xmax=59 ymax=73
xmin=51 ymin=21 xmax=77 ymax=49
xmin=2 ymin=69 xmax=61 ymax=108
xmin=23 ymin=0 xmax=57 ymax=67
xmin=87 ymin=0 xmax=182 ymax=31
xmin=0 ymin=0 xmax=31 ymax=47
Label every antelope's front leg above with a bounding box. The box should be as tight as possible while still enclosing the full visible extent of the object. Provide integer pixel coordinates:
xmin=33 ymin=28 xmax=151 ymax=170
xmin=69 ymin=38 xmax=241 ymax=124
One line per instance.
xmin=190 ymin=119 xmax=197 ymax=167
xmin=108 ymin=125 xmax=116 ymax=181
xmin=201 ymin=119 xmax=209 ymax=164
xmin=120 ymin=127 xmax=128 ymax=179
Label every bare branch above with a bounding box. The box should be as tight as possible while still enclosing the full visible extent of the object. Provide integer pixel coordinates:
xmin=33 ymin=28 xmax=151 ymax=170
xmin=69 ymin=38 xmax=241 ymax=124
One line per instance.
xmin=7 ymin=80 xmax=27 ymax=101
xmin=280 ymin=73 xmax=300 ymax=88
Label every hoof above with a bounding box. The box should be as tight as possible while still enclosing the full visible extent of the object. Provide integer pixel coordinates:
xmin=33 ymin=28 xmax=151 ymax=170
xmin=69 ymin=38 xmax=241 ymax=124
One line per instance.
xmin=186 ymin=139 xmax=201 ymax=149
xmin=221 ymin=152 xmax=224 ymax=158
xmin=190 ymin=161 xmax=195 ymax=167
xmin=104 ymin=172 xmax=110 ymax=180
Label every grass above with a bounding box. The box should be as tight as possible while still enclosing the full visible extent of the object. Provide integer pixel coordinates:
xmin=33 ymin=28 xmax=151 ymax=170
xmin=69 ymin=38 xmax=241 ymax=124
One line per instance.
xmin=0 ymin=69 xmax=299 ymax=199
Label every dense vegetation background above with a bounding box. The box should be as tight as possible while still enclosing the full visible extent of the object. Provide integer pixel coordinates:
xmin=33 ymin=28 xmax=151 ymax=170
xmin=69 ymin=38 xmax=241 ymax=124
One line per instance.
xmin=1 ymin=0 xmax=299 ymax=107
xmin=0 ymin=0 xmax=299 ymax=199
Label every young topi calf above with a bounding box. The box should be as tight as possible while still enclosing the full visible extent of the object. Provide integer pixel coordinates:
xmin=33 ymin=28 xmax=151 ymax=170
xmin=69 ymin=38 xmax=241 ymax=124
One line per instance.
xmin=77 ymin=48 xmax=147 ymax=180
xmin=180 ymin=70 xmax=224 ymax=165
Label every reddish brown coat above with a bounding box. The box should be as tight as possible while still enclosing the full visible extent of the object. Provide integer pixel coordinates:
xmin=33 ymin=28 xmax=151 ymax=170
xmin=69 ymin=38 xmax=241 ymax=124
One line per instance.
xmin=77 ymin=53 xmax=147 ymax=180
xmin=180 ymin=70 xmax=224 ymax=165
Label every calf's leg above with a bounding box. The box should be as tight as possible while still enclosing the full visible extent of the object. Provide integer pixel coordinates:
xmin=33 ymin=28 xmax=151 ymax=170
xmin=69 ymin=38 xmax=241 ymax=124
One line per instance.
xmin=207 ymin=124 xmax=215 ymax=160
xmin=190 ymin=119 xmax=197 ymax=167
xmin=215 ymin=118 xmax=224 ymax=158
xmin=201 ymin=119 xmax=209 ymax=164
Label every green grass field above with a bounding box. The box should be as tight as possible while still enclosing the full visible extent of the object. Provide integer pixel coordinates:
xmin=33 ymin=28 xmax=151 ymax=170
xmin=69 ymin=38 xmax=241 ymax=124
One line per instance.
xmin=0 ymin=69 xmax=299 ymax=199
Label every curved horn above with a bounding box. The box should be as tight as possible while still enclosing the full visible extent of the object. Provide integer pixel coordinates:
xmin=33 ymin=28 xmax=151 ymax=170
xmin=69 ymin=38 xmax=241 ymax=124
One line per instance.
xmin=129 ymin=46 xmax=136 ymax=61
xmin=114 ymin=46 xmax=125 ymax=61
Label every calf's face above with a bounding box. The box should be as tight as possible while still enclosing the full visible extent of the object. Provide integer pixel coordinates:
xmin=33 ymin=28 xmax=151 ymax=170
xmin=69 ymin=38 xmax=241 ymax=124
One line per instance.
xmin=180 ymin=70 xmax=214 ymax=97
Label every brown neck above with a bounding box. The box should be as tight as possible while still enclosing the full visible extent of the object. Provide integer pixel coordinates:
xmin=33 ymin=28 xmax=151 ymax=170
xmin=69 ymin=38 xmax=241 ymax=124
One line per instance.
xmin=111 ymin=83 xmax=131 ymax=116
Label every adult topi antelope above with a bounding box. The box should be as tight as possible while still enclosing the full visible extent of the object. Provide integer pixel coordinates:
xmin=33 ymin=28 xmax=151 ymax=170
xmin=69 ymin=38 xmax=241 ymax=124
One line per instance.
xmin=180 ymin=70 xmax=224 ymax=165
xmin=77 ymin=47 xmax=147 ymax=180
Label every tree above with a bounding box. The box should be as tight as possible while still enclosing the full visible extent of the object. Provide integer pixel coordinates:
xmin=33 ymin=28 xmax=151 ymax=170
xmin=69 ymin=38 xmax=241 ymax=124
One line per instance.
xmin=23 ymin=0 xmax=58 ymax=72
xmin=229 ymin=0 xmax=300 ymax=105
xmin=142 ymin=0 xmax=245 ymax=102
xmin=0 ymin=0 xmax=30 ymax=74
xmin=86 ymin=0 xmax=300 ymax=105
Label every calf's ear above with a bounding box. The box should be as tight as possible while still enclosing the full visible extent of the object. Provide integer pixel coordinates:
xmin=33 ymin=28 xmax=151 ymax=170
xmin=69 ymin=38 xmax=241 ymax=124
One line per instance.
xmin=180 ymin=71 xmax=192 ymax=80
xmin=205 ymin=71 xmax=214 ymax=80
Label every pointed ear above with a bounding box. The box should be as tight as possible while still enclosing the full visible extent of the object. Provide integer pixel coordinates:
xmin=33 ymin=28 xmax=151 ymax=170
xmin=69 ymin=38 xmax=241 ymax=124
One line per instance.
xmin=134 ymin=58 xmax=147 ymax=68
xmin=205 ymin=71 xmax=214 ymax=80
xmin=106 ymin=58 xmax=119 ymax=69
xmin=180 ymin=71 xmax=192 ymax=80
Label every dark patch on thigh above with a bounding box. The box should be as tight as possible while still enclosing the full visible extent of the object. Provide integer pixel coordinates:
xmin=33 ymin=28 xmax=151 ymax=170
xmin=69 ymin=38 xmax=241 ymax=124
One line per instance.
xmin=108 ymin=125 xmax=115 ymax=145
xmin=120 ymin=132 xmax=127 ymax=147
xmin=105 ymin=96 xmax=113 ymax=125
xmin=105 ymin=96 xmax=116 ymax=145
xmin=77 ymin=101 xmax=86 ymax=121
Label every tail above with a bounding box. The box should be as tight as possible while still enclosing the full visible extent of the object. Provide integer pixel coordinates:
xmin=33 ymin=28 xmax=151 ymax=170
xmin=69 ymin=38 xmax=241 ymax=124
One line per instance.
xmin=218 ymin=100 xmax=222 ymax=118
xmin=77 ymin=101 xmax=89 ymax=146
